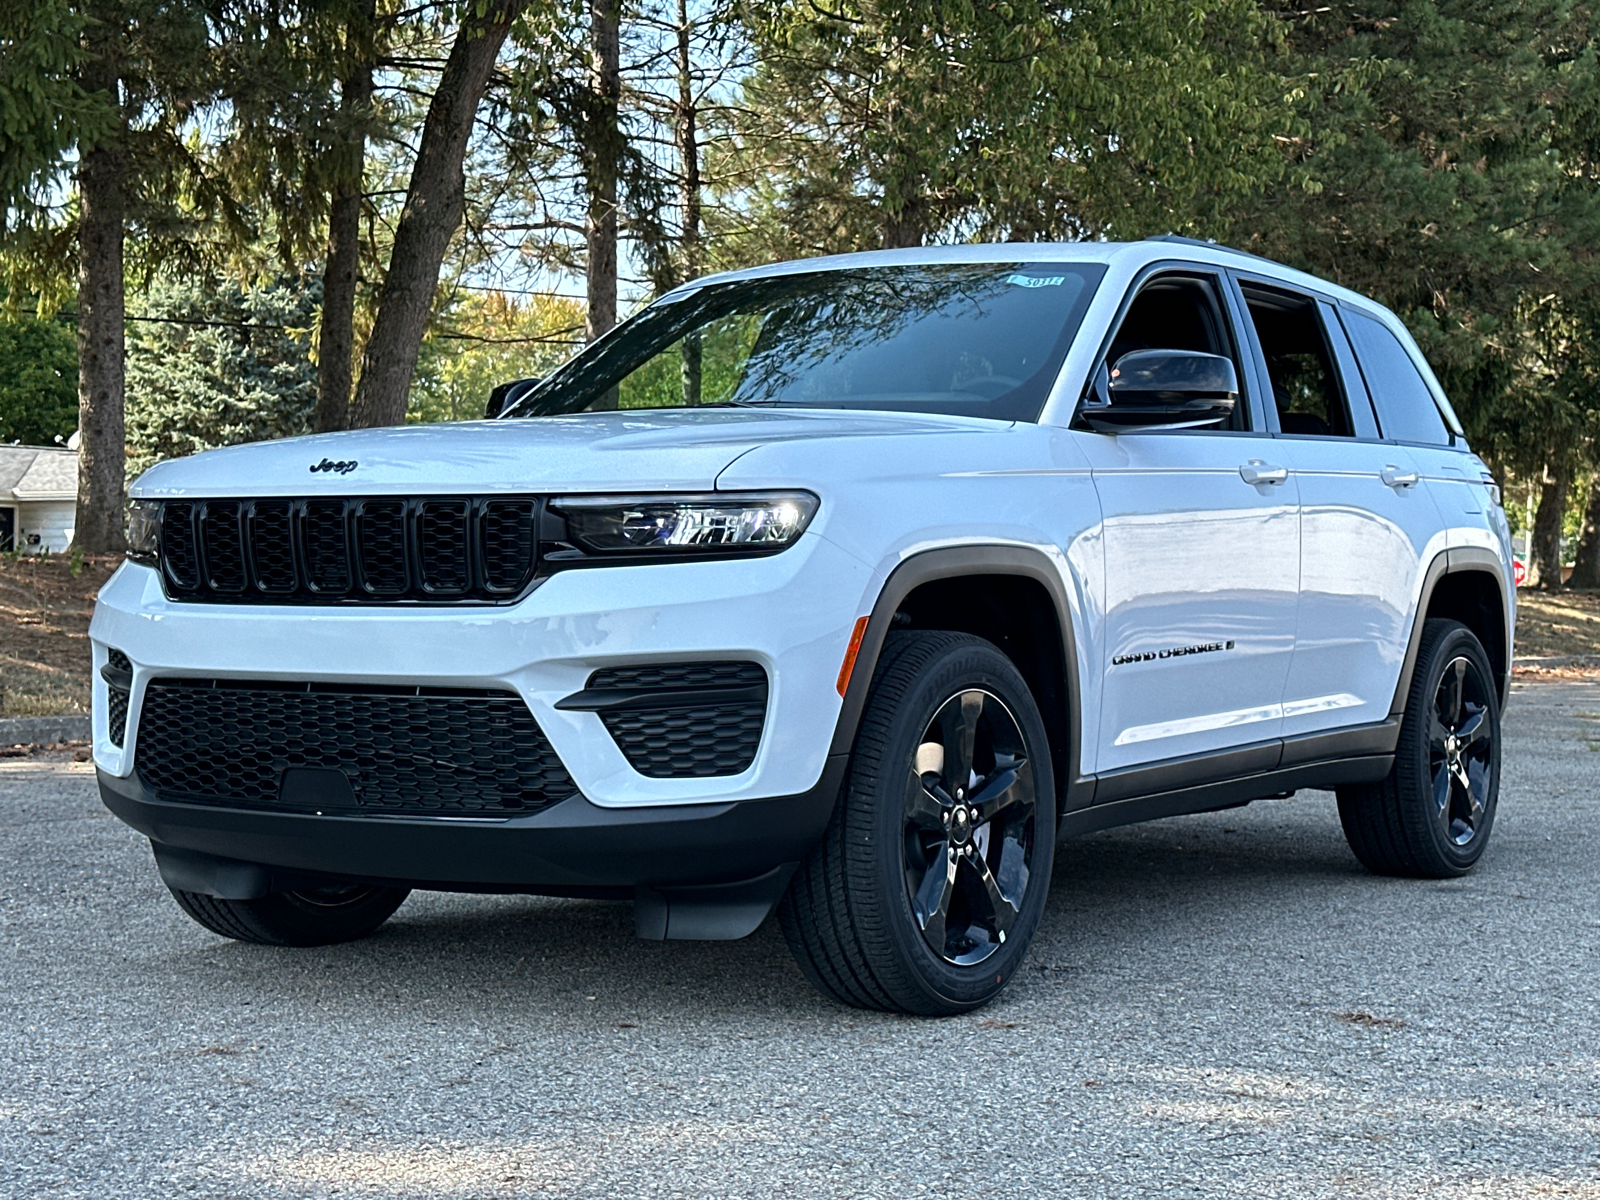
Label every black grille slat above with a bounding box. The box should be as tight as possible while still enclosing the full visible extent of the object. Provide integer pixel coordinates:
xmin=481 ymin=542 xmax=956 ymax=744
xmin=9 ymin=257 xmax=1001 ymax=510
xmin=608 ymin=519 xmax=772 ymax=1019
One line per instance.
xmin=156 ymin=496 xmax=539 ymax=605
xmin=301 ymin=500 xmax=351 ymax=594
xmin=160 ymin=504 xmax=200 ymax=590
xmin=587 ymin=661 xmax=768 ymax=778
xmin=199 ymin=502 xmax=247 ymax=593
xmin=247 ymin=501 xmax=297 ymax=593
xmin=418 ymin=501 xmax=471 ymax=595
xmin=355 ymin=501 xmax=409 ymax=595
xmin=480 ymin=500 xmax=537 ymax=594
xmin=134 ymin=680 xmax=575 ymax=816
xmin=589 ymin=662 xmax=768 ymax=692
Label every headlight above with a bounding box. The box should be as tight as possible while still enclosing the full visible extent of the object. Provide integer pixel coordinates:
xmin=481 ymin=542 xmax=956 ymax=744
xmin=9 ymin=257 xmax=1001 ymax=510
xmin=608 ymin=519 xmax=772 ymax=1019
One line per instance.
xmin=551 ymin=492 xmax=819 ymax=555
xmin=126 ymin=499 xmax=160 ymax=565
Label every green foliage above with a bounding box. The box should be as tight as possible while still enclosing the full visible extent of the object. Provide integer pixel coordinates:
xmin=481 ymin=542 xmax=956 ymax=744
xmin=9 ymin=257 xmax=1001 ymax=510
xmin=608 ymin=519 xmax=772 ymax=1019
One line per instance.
xmin=125 ymin=275 xmax=320 ymax=475
xmin=1214 ymin=0 xmax=1600 ymax=460
xmin=1 ymin=0 xmax=230 ymax=311
xmin=714 ymin=0 xmax=1296 ymax=258
xmin=409 ymin=291 xmax=586 ymax=423
xmin=0 ymin=0 xmax=111 ymax=234
xmin=0 ymin=316 xmax=78 ymax=445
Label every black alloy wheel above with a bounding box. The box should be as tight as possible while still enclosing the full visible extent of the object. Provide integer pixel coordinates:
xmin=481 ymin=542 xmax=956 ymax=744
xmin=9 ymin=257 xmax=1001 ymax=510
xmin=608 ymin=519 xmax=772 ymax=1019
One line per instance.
xmin=779 ymin=630 xmax=1055 ymax=1015
xmin=1428 ymin=655 xmax=1494 ymax=849
xmin=1337 ymin=618 xmax=1501 ymax=878
xmin=902 ymin=689 xmax=1038 ymax=967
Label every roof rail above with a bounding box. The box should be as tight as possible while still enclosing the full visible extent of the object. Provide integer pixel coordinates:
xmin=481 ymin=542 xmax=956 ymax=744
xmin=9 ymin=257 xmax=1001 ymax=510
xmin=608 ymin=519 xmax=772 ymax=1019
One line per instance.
xmin=1142 ymin=233 xmax=1280 ymax=266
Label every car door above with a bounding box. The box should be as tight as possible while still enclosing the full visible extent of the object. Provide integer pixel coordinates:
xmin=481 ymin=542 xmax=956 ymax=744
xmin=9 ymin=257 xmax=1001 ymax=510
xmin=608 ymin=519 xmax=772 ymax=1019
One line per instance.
xmin=1337 ymin=305 xmax=1491 ymax=532
xmin=1075 ymin=268 xmax=1301 ymax=778
xmin=1229 ymin=274 xmax=1445 ymax=742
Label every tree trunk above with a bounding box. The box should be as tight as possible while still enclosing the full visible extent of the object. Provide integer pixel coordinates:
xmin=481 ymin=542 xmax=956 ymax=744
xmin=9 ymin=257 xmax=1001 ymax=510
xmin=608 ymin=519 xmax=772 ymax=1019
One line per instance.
xmin=1570 ymin=472 xmax=1600 ymax=590
xmin=73 ymin=50 xmax=127 ymax=553
xmin=675 ymin=0 xmax=701 ymax=406
xmin=586 ymin=0 xmax=620 ymax=347
xmin=1526 ymin=460 xmax=1570 ymax=590
xmin=349 ymin=1 xmax=522 ymax=428
xmin=315 ymin=2 xmax=374 ymax=434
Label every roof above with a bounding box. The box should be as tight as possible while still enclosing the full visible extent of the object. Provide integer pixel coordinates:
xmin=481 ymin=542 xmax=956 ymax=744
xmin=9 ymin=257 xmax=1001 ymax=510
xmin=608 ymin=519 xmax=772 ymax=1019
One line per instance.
xmin=0 ymin=446 xmax=77 ymax=501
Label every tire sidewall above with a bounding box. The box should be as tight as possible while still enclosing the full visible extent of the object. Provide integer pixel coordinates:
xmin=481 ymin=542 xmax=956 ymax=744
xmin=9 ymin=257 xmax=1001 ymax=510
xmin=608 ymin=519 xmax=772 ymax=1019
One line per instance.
xmin=858 ymin=638 xmax=1055 ymax=1011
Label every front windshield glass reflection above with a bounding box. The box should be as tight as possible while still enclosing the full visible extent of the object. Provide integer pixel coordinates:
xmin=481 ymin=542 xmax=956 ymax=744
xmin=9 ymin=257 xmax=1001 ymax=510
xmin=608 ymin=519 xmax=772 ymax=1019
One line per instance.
xmin=502 ymin=263 xmax=1105 ymax=423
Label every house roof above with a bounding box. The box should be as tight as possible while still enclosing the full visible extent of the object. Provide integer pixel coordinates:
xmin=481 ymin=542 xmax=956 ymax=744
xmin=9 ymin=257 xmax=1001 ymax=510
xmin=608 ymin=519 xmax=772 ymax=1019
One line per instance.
xmin=1 ymin=446 xmax=77 ymax=501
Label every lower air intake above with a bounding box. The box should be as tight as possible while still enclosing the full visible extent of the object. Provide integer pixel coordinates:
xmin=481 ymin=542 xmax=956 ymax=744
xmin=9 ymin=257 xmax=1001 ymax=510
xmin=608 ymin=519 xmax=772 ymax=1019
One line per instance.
xmin=133 ymin=680 xmax=575 ymax=817
xmin=585 ymin=661 xmax=769 ymax=779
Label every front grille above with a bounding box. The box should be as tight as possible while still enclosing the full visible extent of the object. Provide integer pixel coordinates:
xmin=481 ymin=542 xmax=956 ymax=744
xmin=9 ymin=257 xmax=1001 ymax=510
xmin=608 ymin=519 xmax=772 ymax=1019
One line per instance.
xmin=134 ymin=679 xmax=575 ymax=817
xmin=586 ymin=661 xmax=768 ymax=778
xmin=158 ymin=497 xmax=539 ymax=604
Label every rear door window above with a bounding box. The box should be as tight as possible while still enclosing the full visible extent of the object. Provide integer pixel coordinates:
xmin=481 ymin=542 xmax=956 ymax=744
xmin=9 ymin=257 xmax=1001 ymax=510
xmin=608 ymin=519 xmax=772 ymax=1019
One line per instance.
xmin=1339 ymin=310 xmax=1452 ymax=445
xmin=1238 ymin=283 xmax=1357 ymax=437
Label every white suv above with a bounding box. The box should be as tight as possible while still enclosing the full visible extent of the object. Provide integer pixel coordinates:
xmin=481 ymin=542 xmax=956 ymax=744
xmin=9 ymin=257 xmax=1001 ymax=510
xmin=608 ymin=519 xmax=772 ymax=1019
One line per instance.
xmin=92 ymin=238 xmax=1513 ymax=1015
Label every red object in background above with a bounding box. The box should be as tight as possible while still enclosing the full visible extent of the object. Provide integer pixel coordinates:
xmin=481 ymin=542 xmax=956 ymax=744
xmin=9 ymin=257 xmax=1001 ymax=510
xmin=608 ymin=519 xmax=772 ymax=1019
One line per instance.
xmin=1513 ymin=557 xmax=1527 ymax=587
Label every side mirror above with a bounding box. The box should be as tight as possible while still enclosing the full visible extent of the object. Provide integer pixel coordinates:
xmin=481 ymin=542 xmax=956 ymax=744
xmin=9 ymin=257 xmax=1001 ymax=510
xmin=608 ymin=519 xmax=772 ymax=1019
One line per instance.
xmin=1079 ymin=349 xmax=1238 ymax=432
xmin=485 ymin=376 xmax=541 ymax=419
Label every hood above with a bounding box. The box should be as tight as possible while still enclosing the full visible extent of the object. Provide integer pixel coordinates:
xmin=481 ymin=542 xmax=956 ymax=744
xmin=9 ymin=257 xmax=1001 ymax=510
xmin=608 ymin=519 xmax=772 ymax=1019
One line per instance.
xmin=130 ymin=408 xmax=1007 ymax=497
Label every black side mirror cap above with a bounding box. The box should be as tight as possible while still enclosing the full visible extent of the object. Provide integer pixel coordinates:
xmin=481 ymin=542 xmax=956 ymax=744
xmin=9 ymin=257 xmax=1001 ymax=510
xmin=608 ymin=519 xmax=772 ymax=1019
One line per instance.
xmin=485 ymin=376 xmax=541 ymax=419
xmin=1078 ymin=349 xmax=1238 ymax=432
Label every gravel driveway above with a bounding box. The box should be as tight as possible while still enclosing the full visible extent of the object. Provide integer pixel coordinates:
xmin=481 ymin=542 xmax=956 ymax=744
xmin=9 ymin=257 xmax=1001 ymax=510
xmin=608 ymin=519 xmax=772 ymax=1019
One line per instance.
xmin=4 ymin=678 xmax=1599 ymax=1199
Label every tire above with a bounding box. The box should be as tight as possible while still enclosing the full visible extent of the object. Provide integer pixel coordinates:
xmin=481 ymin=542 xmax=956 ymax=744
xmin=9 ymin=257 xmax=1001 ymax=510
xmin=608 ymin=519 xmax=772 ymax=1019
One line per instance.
xmin=168 ymin=882 xmax=410 ymax=947
xmin=779 ymin=631 xmax=1056 ymax=1015
xmin=1337 ymin=618 xmax=1502 ymax=878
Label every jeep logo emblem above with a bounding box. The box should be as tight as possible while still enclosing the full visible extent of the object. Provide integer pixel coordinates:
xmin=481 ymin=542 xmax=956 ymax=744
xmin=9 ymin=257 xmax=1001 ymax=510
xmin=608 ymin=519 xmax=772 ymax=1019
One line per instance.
xmin=309 ymin=458 xmax=358 ymax=476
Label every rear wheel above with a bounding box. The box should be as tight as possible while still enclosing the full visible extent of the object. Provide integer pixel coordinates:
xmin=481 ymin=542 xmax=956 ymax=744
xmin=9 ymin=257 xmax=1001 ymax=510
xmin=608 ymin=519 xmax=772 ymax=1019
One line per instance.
xmin=168 ymin=882 xmax=410 ymax=947
xmin=1337 ymin=618 xmax=1501 ymax=878
xmin=779 ymin=631 xmax=1055 ymax=1015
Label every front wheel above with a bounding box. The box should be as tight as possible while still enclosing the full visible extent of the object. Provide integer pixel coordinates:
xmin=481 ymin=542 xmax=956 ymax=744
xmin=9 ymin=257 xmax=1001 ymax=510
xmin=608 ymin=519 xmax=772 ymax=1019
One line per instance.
xmin=779 ymin=631 xmax=1055 ymax=1015
xmin=1337 ymin=618 xmax=1502 ymax=878
xmin=168 ymin=882 xmax=410 ymax=947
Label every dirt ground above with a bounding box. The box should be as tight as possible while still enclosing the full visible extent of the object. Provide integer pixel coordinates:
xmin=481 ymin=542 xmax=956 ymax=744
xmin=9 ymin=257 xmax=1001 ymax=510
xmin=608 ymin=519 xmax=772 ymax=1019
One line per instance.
xmin=1513 ymin=588 xmax=1600 ymax=662
xmin=1 ymin=555 xmax=1595 ymax=716
xmin=0 ymin=554 xmax=122 ymax=718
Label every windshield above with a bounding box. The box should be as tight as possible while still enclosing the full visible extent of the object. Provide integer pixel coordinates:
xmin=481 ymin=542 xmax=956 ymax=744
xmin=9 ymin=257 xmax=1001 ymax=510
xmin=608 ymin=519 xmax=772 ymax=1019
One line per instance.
xmin=501 ymin=262 xmax=1105 ymax=422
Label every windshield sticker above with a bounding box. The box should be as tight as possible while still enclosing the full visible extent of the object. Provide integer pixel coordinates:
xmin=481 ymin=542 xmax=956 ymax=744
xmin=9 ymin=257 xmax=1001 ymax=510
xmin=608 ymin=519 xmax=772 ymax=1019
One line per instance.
xmin=1005 ymin=274 xmax=1067 ymax=288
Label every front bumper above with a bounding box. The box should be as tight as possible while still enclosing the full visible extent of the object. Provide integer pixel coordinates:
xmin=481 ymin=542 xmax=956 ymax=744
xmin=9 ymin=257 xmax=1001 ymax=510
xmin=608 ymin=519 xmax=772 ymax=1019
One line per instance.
xmin=88 ymin=532 xmax=875 ymax=809
xmin=100 ymin=753 xmax=844 ymax=897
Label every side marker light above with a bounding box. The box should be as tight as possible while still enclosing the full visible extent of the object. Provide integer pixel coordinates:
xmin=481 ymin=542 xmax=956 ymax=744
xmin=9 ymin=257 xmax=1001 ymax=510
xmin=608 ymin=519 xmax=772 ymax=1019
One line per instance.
xmin=836 ymin=616 xmax=870 ymax=697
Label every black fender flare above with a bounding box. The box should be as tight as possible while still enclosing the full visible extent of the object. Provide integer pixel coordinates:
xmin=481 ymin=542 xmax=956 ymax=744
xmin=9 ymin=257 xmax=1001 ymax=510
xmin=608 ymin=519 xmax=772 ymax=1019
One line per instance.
xmin=1389 ymin=546 xmax=1512 ymax=716
xmin=825 ymin=544 xmax=1092 ymax=812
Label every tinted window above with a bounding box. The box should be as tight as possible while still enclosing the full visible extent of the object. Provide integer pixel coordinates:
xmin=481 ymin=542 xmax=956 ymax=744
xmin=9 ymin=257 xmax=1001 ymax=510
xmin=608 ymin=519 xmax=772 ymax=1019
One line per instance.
xmin=504 ymin=263 xmax=1105 ymax=423
xmin=1241 ymin=285 xmax=1353 ymax=437
xmin=1341 ymin=309 xmax=1451 ymax=444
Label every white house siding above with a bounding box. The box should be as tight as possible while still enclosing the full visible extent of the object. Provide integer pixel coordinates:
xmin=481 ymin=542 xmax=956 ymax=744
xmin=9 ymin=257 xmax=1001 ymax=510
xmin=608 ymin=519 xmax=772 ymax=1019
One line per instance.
xmin=18 ymin=500 xmax=75 ymax=553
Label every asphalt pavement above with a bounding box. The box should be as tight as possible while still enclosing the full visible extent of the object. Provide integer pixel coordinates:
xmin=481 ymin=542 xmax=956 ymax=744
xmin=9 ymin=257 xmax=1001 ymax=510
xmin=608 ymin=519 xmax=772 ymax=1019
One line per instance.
xmin=3 ymin=678 xmax=1599 ymax=1199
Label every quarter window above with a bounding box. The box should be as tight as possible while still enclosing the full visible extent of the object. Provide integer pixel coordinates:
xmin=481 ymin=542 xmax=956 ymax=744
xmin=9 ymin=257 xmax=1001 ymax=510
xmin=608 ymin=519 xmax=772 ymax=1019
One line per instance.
xmin=1340 ymin=309 xmax=1452 ymax=445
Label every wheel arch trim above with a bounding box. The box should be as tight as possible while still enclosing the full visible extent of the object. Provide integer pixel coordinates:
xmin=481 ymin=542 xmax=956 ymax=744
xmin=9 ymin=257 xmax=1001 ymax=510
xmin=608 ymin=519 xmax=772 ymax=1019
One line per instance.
xmin=827 ymin=544 xmax=1090 ymax=811
xmin=1390 ymin=547 xmax=1512 ymax=716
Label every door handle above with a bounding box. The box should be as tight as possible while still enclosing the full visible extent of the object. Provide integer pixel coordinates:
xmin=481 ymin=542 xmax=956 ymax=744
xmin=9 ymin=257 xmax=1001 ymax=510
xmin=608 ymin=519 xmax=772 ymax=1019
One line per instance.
xmin=1381 ymin=465 xmax=1420 ymax=489
xmin=1240 ymin=460 xmax=1288 ymax=486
